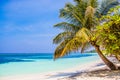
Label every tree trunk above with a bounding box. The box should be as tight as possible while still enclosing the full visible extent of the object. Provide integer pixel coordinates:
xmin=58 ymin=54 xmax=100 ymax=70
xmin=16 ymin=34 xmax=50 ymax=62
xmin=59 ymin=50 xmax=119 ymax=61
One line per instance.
xmin=93 ymin=44 xmax=118 ymax=70
xmin=115 ymin=55 xmax=120 ymax=61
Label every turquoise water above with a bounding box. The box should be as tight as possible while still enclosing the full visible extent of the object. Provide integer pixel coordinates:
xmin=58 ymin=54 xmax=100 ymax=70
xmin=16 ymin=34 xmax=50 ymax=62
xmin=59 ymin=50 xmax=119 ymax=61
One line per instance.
xmin=0 ymin=53 xmax=99 ymax=76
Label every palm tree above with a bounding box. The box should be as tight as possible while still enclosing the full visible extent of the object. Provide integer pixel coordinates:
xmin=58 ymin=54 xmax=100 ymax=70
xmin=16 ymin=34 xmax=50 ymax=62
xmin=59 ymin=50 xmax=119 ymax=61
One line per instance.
xmin=53 ymin=0 xmax=119 ymax=70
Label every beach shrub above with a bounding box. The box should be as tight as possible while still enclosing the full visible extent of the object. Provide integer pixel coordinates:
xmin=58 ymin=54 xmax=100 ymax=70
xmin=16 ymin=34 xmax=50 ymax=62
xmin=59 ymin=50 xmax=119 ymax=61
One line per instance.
xmin=96 ymin=6 xmax=120 ymax=56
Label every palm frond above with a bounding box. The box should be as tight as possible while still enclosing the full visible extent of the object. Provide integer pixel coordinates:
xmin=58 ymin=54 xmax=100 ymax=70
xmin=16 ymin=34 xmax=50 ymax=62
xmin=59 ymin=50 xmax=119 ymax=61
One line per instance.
xmin=59 ymin=3 xmax=84 ymax=26
xmin=54 ymin=26 xmax=91 ymax=59
xmin=54 ymin=22 xmax=80 ymax=32
xmin=54 ymin=39 xmax=70 ymax=59
xmin=96 ymin=0 xmax=119 ymax=17
xmin=107 ymin=6 xmax=120 ymax=15
xmin=76 ymin=28 xmax=93 ymax=41
xmin=89 ymin=0 xmax=98 ymax=8
xmin=75 ymin=0 xmax=88 ymax=18
xmin=59 ymin=37 xmax=82 ymax=58
xmin=55 ymin=27 xmax=94 ymax=59
xmin=74 ymin=0 xmax=82 ymax=3
xmin=53 ymin=32 xmax=73 ymax=44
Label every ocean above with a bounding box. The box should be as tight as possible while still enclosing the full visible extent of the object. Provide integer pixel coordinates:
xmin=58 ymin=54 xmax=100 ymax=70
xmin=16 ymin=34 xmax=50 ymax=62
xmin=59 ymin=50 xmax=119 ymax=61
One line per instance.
xmin=0 ymin=53 xmax=99 ymax=77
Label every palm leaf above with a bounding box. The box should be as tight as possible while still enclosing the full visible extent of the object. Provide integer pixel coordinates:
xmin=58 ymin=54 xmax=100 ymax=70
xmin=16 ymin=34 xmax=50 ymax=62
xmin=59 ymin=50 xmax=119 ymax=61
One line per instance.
xmin=54 ymin=28 xmax=94 ymax=59
xmin=54 ymin=39 xmax=70 ymax=59
xmin=59 ymin=37 xmax=82 ymax=58
xmin=76 ymin=28 xmax=93 ymax=41
xmin=89 ymin=0 xmax=98 ymax=8
xmin=54 ymin=22 xmax=80 ymax=32
xmin=53 ymin=32 xmax=73 ymax=44
xmin=96 ymin=0 xmax=119 ymax=17
xmin=59 ymin=3 xmax=84 ymax=26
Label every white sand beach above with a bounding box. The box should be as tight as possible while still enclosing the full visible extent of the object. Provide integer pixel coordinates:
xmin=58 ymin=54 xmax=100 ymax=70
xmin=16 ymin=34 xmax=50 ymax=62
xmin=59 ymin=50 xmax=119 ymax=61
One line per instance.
xmin=0 ymin=58 xmax=120 ymax=80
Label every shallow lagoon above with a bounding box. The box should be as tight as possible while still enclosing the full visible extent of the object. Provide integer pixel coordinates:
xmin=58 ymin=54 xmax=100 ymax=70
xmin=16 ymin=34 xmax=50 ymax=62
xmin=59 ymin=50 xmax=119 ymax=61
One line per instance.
xmin=0 ymin=53 xmax=99 ymax=76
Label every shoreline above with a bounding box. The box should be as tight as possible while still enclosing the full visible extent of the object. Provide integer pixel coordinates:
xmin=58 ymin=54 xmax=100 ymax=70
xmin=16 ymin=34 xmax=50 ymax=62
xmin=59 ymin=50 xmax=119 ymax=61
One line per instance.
xmin=0 ymin=59 xmax=104 ymax=80
xmin=0 ymin=57 xmax=119 ymax=80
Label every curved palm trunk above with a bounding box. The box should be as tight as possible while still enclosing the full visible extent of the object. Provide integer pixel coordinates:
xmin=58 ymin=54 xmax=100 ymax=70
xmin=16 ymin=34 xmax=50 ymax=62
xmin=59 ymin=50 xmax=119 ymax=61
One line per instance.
xmin=94 ymin=45 xmax=118 ymax=70
xmin=91 ymin=41 xmax=118 ymax=70
xmin=115 ymin=55 xmax=120 ymax=61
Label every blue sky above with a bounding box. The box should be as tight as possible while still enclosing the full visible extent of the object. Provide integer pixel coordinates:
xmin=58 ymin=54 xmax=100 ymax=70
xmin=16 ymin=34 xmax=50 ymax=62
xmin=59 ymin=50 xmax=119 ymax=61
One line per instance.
xmin=0 ymin=0 xmax=73 ymax=53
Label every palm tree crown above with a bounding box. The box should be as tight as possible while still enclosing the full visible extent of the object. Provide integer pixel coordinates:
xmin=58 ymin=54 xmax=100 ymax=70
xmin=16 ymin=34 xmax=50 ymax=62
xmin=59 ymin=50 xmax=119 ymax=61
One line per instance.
xmin=53 ymin=0 xmax=119 ymax=70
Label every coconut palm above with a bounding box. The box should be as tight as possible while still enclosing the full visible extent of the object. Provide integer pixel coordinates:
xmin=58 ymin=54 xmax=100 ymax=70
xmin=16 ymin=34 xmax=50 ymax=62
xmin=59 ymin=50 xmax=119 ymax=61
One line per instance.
xmin=53 ymin=0 xmax=119 ymax=70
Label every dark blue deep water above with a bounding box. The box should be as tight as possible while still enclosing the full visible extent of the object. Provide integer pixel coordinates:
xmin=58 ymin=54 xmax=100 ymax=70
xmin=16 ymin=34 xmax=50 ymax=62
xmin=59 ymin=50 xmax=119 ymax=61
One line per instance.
xmin=0 ymin=53 xmax=97 ymax=64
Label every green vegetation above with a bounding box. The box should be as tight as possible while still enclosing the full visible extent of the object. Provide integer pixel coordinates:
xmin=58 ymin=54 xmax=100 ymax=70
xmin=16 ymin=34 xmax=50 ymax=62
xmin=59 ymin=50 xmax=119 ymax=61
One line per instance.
xmin=53 ymin=0 xmax=120 ymax=70
xmin=97 ymin=6 xmax=120 ymax=61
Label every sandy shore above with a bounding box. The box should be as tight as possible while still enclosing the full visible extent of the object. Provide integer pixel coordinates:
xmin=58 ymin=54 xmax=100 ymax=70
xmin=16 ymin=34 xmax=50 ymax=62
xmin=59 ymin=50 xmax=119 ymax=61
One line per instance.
xmin=0 ymin=57 xmax=120 ymax=80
